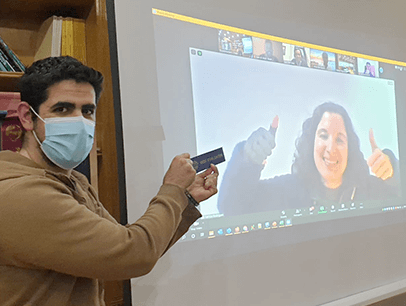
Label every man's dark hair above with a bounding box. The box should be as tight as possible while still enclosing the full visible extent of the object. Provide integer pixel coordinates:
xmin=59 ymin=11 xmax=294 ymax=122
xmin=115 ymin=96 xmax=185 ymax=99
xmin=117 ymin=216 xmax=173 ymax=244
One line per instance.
xmin=291 ymin=102 xmax=369 ymax=189
xmin=19 ymin=56 xmax=104 ymax=112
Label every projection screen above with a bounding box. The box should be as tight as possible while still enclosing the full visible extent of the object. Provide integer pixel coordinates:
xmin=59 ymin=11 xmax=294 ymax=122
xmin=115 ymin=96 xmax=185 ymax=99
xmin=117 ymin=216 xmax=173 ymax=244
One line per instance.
xmin=111 ymin=0 xmax=406 ymax=305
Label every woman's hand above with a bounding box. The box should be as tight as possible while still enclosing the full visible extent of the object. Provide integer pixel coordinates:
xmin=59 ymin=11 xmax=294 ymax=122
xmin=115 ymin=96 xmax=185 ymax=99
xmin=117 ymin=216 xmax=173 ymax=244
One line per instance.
xmin=367 ymin=129 xmax=393 ymax=180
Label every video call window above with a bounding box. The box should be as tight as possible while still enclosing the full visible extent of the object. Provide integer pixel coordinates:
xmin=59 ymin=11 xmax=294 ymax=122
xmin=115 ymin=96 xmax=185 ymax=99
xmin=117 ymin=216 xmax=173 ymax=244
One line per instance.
xmin=190 ymin=48 xmax=400 ymax=218
xmin=152 ymin=8 xmax=405 ymax=234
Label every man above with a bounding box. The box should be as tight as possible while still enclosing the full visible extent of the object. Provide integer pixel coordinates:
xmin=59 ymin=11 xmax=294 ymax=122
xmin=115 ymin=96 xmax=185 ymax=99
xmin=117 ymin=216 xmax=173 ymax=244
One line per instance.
xmin=0 ymin=56 xmax=219 ymax=305
xmin=258 ymin=40 xmax=279 ymax=62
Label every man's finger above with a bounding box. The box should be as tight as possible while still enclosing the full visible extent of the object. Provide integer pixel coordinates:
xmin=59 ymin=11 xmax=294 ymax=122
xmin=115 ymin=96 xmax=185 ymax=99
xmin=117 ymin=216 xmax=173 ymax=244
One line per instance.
xmin=198 ymin=165 xmax=215 ymax=178
xmin=210 ymin=163 xmax=219 ymax=175
xmin=369 ymin=128 xmax=378 ymax=152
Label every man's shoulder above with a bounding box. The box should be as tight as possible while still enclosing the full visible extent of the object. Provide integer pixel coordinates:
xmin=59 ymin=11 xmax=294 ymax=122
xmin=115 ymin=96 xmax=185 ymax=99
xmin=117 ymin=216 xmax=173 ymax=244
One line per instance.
xmin=0 ymin=150 xmax=46 ymax=176
xmin=0 ymin=153 xmax=73 ymax=200
xmin=0 ymin=151 xmax=47 ymax=191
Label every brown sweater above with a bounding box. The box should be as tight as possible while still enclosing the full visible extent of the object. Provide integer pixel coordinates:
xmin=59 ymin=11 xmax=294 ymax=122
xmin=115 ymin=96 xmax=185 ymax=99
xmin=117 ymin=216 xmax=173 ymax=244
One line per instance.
xmin=0 ymin=151 xmax=201 ymax=305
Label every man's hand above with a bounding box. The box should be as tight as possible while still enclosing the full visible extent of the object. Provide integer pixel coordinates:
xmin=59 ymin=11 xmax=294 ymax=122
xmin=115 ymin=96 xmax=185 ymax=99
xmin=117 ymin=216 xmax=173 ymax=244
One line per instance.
xmin=244 ymin=115 xmax=279 ymax=165
xmin=163 ymin=153 xmax=196 ymax=189
xmin=187 ymin=164 xmax=219 ymax=203
xmin=367 ymin=128 xmax=393 ymax=180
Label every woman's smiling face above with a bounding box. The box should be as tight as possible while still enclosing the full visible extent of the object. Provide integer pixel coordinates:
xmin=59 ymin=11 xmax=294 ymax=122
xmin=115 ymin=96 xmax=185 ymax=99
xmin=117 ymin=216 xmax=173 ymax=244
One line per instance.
xmin=313 ymin=112 xmax=348 ymax=189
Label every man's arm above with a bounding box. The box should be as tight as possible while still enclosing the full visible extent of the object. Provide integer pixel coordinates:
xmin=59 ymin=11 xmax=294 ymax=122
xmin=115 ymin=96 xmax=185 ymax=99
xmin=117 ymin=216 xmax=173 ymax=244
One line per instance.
xmin=0 ymin=154 xmax=217 ymax=281
xmin=0 ymin=179 xmax=197 ymax=280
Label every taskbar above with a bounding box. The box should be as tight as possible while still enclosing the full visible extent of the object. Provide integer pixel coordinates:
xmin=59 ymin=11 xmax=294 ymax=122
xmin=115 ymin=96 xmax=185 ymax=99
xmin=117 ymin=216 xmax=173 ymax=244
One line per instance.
xmin=180 ymin=198 xmax=404 ymax=242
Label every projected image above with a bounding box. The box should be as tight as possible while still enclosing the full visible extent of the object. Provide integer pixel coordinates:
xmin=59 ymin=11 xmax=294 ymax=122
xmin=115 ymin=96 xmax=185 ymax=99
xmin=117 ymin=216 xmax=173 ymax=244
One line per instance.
xmin=217 ymin=102 xmax=400 ymax=216
xmin=252 ymin=38 xmax=283 ymax=63
xmin=283 ymin=44 xmax=310 ymax=67
xmin=190 ymin=49 xmax=400 ymax=217
xmin=218 ymin=30 xmax=253 ymax=57
xmin=337 ymin=54 xmax=358 ymax=74
xmin=310 ymin=49 xmax=336 ymax=71
xmin=358 ymin=58 xmax=379 ymax=77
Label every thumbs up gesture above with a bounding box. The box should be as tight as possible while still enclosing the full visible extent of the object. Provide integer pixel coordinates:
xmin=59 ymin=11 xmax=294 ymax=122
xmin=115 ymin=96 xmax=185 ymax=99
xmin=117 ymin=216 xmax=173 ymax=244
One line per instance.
xmin=367 ymin=129 xmax=394 ymax=180
xmin=244 ymin=116 xmax=279 ymax=165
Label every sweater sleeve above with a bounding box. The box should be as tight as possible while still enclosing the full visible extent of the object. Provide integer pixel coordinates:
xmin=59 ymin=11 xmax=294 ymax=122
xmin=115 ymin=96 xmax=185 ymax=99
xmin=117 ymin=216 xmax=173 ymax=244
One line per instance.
xmin=217 ymin=141 xmax=282 ymax=216
xmin=217 ymin=141 xmax=300 ymax=215
xmin=0 ymin=177 xmax=201 ymax=281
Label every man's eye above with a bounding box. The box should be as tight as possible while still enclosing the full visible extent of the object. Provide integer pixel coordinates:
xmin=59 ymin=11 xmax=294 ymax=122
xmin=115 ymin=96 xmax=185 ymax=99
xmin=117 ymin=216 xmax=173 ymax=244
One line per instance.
xmin=83 ymin=109 xmax=95 ymax=116
xmin=55 ymin=107 xmax=68 ymax=113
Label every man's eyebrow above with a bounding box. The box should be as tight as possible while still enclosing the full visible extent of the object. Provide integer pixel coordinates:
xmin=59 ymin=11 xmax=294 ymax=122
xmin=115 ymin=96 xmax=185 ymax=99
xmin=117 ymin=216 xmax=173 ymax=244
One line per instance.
xmin=50 ymin=102 xmax=96 ymax=110
xmin=51 ymin=101 xmax=75 ymax=109
xmin=82 ymin=104 xmax=97 ymax=110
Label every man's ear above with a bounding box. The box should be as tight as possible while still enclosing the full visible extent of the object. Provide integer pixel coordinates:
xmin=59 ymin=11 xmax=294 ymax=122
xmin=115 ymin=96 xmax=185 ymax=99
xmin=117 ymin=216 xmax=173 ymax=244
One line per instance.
xmin=17 ymin=102 xmax=34 ymax=132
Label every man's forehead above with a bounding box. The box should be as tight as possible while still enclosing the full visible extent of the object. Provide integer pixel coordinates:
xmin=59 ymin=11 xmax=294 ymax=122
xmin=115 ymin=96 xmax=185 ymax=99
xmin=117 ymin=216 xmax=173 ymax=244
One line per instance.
xmin=47 ymin=80 xmax=95 ymax=96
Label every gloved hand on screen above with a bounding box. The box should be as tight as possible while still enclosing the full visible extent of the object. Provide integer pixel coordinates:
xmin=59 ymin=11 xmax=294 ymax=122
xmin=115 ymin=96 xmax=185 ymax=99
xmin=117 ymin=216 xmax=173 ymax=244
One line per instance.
xmin=244 ymin=115 xmax=279 ymax=165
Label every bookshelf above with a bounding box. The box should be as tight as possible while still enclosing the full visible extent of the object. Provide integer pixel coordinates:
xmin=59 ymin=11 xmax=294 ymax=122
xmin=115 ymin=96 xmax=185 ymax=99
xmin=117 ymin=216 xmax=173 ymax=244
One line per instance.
xmin=0 ymin=72 xmax=22 ymax=92
xmin=0 ymin=1 xmax=125 ymax=305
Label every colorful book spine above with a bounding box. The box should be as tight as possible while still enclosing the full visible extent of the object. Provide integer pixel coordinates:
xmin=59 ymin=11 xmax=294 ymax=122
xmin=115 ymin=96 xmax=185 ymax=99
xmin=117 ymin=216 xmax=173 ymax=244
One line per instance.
xmin=0 ymin=49 xmax=15 ymax=72
xmin=0 ymin=57 xmax=7 ymax=72
xmin=72 ymin=19 xmax=86 ymax=64
xmin=0 ymin=35 xmax=25 ymax=72
xmin=61 ymin=17 xmax=74 ymax=57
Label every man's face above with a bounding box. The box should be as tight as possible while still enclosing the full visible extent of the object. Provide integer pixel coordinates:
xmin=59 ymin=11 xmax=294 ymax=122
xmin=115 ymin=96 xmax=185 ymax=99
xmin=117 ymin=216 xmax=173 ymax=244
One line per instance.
xmin=34 ymin=79 xmax=96 ymax=143
xmin=265 ymin=42 xmax=273 ymax=55
xmin=313 ymin=112 xmax=348 ymax=188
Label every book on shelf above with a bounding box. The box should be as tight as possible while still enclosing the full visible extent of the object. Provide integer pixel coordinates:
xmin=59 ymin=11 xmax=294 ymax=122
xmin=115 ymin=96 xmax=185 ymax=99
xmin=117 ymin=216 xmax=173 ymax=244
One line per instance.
xmin=0 ymin=49 xmax=16 ymax=72
xmin=0 ymin=92 xmax=23 ymax=152
xmin=0 ymin=36 xmax=25 ymax=72
xmin=0 ymin=50 xmax=12 ymax=72
xmin=35 ymin=16 xmax=86 ymax=64
xmin=61 ymin=17 xmax=86 ymax=63
xmin=34 ymin=16 xmax=63 ymax=61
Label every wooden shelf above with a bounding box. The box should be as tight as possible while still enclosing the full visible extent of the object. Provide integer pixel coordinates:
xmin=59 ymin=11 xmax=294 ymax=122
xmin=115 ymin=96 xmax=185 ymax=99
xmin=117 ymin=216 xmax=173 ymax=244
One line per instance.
xmin=0 ymin=72 xmax=24 ymax=92
xmin=0 ymin=0 xmax=98 ymax=90
xmin=0 ymin=0 xmax=95 ymax=29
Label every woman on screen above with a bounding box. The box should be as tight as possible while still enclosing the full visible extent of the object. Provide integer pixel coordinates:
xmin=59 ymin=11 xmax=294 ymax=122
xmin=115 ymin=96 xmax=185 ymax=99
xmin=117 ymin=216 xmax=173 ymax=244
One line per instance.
xmin=217 ymin=102 xmax=400 ymax=216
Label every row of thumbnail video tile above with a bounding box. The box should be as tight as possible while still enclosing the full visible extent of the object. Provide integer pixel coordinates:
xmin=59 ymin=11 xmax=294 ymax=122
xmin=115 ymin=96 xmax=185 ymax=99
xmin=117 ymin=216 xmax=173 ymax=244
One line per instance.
xmin=218 ymin=30 xmax=380 ymax=77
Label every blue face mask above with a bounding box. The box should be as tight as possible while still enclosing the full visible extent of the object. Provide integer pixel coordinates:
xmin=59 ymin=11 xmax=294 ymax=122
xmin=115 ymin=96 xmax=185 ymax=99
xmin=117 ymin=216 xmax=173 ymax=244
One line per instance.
xmin=31 ymin=107 xmax=95 ymax=170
